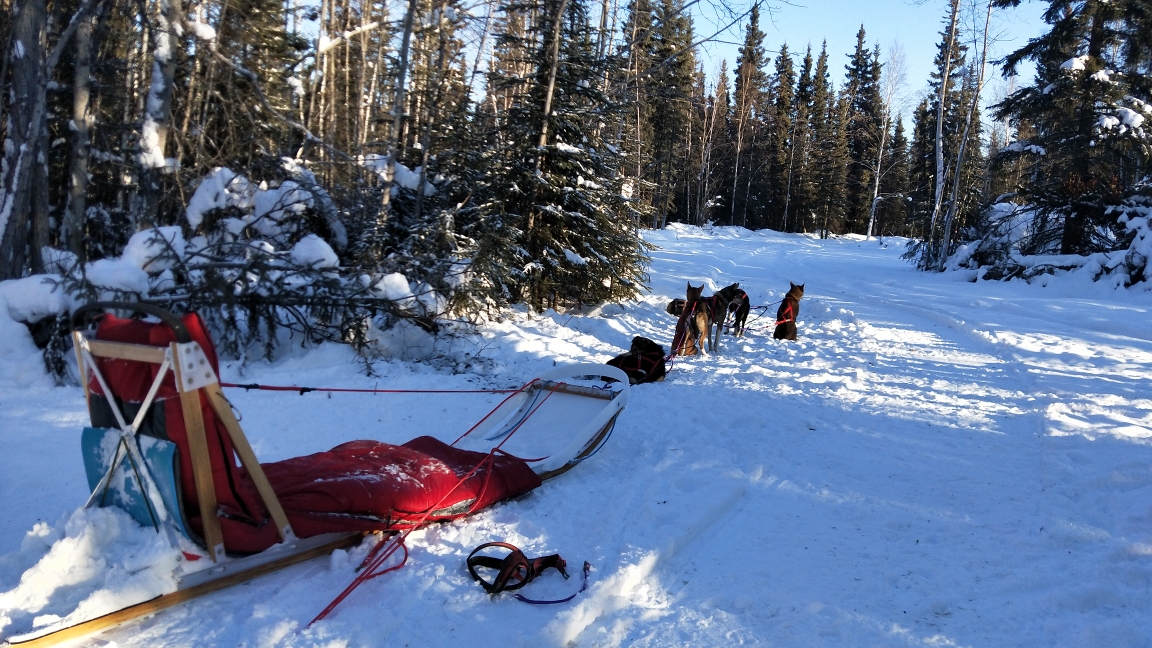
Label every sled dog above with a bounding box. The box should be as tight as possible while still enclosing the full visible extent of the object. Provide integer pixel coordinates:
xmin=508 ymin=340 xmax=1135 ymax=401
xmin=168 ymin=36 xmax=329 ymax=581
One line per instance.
xmin=773 ymin=282 xmax=804 ymax=341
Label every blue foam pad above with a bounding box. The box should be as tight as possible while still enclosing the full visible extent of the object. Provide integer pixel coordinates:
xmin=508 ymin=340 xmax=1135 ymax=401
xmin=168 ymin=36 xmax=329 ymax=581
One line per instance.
xmin=81 ymin=427 xmax=189 ymax=537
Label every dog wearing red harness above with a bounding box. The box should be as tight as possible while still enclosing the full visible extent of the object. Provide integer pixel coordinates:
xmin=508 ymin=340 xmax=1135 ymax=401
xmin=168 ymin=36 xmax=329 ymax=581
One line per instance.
xmin=773 ymin=282 xmax=804 ymax=341
xmin=672 ymin=283 xmax=712 ymax=355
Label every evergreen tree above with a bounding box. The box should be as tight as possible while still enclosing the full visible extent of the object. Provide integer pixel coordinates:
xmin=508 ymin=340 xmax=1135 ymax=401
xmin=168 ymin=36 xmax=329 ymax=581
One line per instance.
xmin=728 ymin=5 xmax=770 ymax=227
xmin=907 ymin=98 xmax=936 ymax=239
xmin=767 ymin=43 xmax=796 ymax=230
xmin=992 ymin=0 xmax=1151 ymax=255
xmin=786 ymin=45 xmax=816 ymax=233
xmin=468 ymin=0 xmax=650 ymax=310
xmin=648 ymin=0 xmax=698 ymax=226
xmin=809 ymin=43 xmax=848 ymax=237
xmin=708 ymin=61 xmax=736 ymax=222
xmin=878 ymin=116 xmax=910 ymax=236
xmin=842 ymin=28 xmax=885 ymax=233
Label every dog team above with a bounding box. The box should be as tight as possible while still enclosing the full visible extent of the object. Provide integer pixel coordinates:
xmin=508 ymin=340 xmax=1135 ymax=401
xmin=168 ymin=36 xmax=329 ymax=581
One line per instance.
xmin=669 ymin=281 xmax=805 ymax=356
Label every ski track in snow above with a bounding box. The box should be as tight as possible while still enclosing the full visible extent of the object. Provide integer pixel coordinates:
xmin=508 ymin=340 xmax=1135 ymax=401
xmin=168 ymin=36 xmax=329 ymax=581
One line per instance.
xmin=2 ymin=225 xmax=1152 ymax=647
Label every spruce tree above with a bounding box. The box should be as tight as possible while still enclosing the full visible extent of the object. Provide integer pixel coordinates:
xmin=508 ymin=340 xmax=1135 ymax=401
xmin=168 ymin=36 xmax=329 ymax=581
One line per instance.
xmin=992 ymin=0 xmax=1151 ymax=255
xmin=767 ymin=44 xmax=796 ymax=230
xmin=878 ymin=117 xmax=910 ymax=236
xmin=786 ymin=45 xmax=816 ymax=233
xmin=842 ymin=28 xmax=885 ymax=234
xmin=729 ymin=5 xmax=770 ymax=227
xmin=907 ymin=98 xmax=936 ymax=240
xmin=809 ymin=43 xmax=847 ymax=237
xmin=648 ymin=0 xmax=698 ymax=227
xmin=469 ymin=0 xmax=650 ymax=310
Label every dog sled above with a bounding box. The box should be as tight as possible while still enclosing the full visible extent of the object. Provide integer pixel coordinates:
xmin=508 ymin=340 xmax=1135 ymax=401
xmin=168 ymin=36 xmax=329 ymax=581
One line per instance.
xmin=1 ymin=302 xmax=628 ymax=647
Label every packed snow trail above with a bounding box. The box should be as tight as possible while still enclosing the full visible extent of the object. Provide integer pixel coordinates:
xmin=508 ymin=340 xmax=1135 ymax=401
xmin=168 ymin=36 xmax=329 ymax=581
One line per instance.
xmin=1 ymin=225 xmax=1150 ymax=647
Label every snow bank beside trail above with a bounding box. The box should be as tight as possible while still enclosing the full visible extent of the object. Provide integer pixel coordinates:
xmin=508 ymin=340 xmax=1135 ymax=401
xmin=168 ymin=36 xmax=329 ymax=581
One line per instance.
xmin=0 ymin=507 xmax=181 ymax=639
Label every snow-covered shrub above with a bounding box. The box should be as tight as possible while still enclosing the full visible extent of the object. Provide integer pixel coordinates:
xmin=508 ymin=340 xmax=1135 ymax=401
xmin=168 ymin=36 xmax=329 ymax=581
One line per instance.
xmin=1114 ymin=181 xmax=1152 ymax=285
xmin=48 ymin=159 xmax=456 ymax=370
xmin=950 ymin=180 xmax=1152 ymax=286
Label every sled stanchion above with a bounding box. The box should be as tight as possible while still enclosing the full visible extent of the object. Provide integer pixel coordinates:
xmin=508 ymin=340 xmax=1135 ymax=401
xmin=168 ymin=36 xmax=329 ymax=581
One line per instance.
xmin=72 ymin=331 xmax=91 ymax=409
xmin=205 ymin=384 xmax=294 ymax=540
xmin=171 ymin=342 xmax=226 ymax=562
xmin=85 ymin=338 xmax=169 ymax=364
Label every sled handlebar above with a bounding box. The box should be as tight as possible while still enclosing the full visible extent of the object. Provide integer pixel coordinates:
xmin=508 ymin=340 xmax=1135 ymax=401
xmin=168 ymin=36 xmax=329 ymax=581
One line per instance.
xmin=72 ymin=301 xmax=193 ymax=343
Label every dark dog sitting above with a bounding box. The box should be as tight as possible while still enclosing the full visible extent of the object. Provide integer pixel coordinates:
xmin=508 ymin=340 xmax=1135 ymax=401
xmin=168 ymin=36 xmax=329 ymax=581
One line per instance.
xmin=729 ymin=288 xmax=750 ymax=337
xmin=773 ymin=282 xmax=804 ymax=341
xmin=606 ymin=336 xmax=667 ymax=384
xmin=666 ymin=298 xmax=685 ymax=317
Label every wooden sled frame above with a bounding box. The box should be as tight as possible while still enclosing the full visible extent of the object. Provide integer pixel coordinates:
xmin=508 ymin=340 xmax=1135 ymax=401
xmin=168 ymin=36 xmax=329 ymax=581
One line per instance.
xmin=70 ymin=302 xmax=297 ymax=561
xmin=3 ymin=303 xmax=363 ymax=647
xmin=3 ymin=309 xmax=629 ymax=647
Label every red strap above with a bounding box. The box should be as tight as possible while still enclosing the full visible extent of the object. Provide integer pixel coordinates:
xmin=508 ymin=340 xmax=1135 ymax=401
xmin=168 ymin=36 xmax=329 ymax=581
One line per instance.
xmin=775 ymin=301 xmax=795 ymax=326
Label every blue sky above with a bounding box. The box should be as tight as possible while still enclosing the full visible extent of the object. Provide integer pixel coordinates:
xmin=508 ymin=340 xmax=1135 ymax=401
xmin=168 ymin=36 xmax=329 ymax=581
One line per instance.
xmin=688 ymin=0 xmax=1049 ymax=115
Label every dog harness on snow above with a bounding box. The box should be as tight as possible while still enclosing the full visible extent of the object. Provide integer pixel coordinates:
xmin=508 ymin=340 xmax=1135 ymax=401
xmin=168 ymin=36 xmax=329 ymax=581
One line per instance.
xmin=610 ymin=352 xmax=663 ymax=381
xmin=467 ymin=542 xmax=591 ymax=604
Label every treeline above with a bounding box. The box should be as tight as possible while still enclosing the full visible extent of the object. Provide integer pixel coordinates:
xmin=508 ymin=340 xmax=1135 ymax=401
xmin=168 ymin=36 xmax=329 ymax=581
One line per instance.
xmin=1 ymin=0 xmax=1148 ymax=350
xmin=621 ymin=2 xmax=995 ymax=246
xmin=0 ymin=0 xmax=662 ymax=340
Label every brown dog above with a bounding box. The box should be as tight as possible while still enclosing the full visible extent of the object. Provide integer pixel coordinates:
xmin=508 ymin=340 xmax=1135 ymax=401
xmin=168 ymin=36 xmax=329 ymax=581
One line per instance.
xmin=672 ymin=282 xmax=712 ymax=355
xmin=773 ymin=282 xmax=804 ymax=341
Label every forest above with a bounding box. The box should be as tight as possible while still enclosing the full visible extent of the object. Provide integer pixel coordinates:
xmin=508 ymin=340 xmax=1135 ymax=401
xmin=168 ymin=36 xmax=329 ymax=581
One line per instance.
xmin=0 ymin=0 xmax=1149 ymax=361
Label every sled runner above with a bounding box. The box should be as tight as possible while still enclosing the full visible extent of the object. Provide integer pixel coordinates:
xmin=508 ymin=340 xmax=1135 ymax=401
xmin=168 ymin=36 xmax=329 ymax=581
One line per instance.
xmin=2 ymin=303 xmax=628 ymax=647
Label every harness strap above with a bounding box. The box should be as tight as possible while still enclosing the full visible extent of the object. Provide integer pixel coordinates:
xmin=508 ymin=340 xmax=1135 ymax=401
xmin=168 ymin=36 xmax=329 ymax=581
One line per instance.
xmin=775 ymin=301 xmax=795 ymax=326
xmin=468 ymin=542 xmax=588 ymax=604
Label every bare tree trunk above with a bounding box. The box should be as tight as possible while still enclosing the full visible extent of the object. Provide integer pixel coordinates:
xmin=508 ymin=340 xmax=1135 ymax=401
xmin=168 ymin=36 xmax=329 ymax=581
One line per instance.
xmin=926 ymin=0 xmax=960 ymax=257
xmin=741 ymin=130 xmax=757 ymax=228
xmin=138 ymin=0 xmax=185 ymax=228
xmin=782 ymin=121 xmax=798 ymax=232
xmin=468 ymin=0 xmax=495 ymax=90
xmin=865 ymin=115 xmax=890 ymax=239
xmin=534 ymin=0 xmax=571 ymax=162
xmin=729 ymin=63 xmax=754 ymax=227
xmin=378 ymin=0 xmax=417 ymax=221
xmin=0 ymin=0 xmax=46 ymax=279
xmin=413 ymin=0 xmax=451 ymax=222
xmin=938 ymin=0 xmax=992 ymax=269
xmin=65 ymin=9 xmax=96 ymax=259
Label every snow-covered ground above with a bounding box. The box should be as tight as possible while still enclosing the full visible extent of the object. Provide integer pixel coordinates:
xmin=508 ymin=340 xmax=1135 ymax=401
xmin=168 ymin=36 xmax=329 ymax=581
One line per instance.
xmin=2 ymin=225 xmax=1152 ymax=647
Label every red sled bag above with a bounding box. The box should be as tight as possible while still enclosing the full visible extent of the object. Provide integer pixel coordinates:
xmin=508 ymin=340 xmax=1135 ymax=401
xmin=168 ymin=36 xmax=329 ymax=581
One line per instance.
xmin=606 ymin=337 xmax=666 ymax=385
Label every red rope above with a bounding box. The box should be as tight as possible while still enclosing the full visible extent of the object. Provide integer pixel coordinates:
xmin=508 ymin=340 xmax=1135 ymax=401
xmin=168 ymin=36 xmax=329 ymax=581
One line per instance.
xmin=219 ymin=382 xmax=521 ymax=395
xmin=308 ymin=382 xmax=563 ymax=625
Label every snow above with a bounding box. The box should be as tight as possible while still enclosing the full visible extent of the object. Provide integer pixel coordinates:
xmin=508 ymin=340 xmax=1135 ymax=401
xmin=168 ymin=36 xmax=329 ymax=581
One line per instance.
xmin=358 ymin=156 xmax=436 ymax=196
xmin=1061 ymin=55 xmax=1088 ymax=72
xmin=1118 ymin=107 xmax=1145 ymax=129
xmin=290 ymin=234 xmax=338 ymax=269
xmin=120 ymin=227 xmax=186 ymax=272
xmin=2 ymin=226 xmax=1152 ymax=646
xmin=185 ymin=167 xmax=251 ymax=228
xmin=187 ymin=20 xmax=216 ymax=41
xmin=1005 ymin=141 xmax=1046 ymax=155
xmin=562 ymin=248 xmax=587 ymax=265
